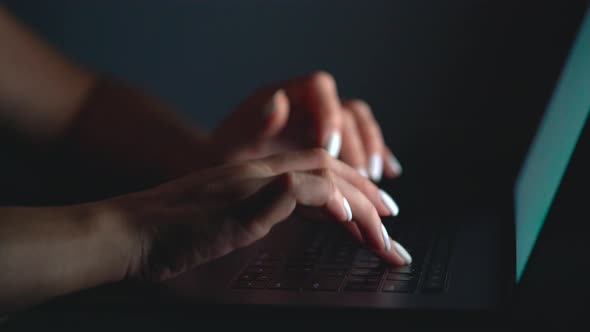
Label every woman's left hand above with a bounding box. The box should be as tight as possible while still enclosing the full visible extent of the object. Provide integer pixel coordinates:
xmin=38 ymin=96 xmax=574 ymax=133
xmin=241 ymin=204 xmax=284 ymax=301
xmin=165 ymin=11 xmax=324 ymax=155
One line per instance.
xmin=210 ymin=71 xmax=402 ymax=182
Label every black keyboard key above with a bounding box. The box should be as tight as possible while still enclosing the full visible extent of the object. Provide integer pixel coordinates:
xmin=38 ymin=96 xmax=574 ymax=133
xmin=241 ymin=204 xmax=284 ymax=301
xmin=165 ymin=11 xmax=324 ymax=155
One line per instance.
xmin=268 ymin=279 xmax=303 ymax=290
xmin=344 ymin=282 xmax=380 ymax=292
xmin=352 ymin=262 xmax=381 ymax=269
xmin=285 ymin=261 xmax=315 ymax=268
xmin=327 ymin=257 xmax=353 ymax=264
xmin=350 ymin=268 xmax=383 ymax=277
xmin=269 ymin=269 xmax=310 ymax=290
xmin=428 ymin=274 xmax=443 ymax=282
xmin=357 ymin=256 xmax=381 ymax=263
xmin=382 ymin=280 xmax=415 ymax=293
xmin=232 ymin=281 xmax=267 ymax=289
xmin=245 ymin=266 xmax=276 ymax=274
xmin=256 ymin=251 xmax=284 ymax=261
xmin=284 ymin=266 xmax=313 ymax=274
xmin=250 ymin=260 xmax=279 ymax=267
xmin=348 ymin=276 xmax=368 ymax=283
xmin=238 ymin=273 xmax=257 ymax=281
xmin=304 ymin=276 xmax=344 ymax=291
xmin=386 ymin=273 xmax=415 ymax=281
xmin=389 ymin=265 xmax=419 ymax=274
xmin=421 ymin=236 xmax=451 ymax=292
xmin=317 ymin=269 xmax=348 ymax=277
xmin=381 ymin=281 xmax=396 ymax=292
xmin=422 ymin=280 xmax=444 ymax=292
xmin=317 ymin=263 xmax=350 ymax=270
xmin=255 ymin=274 xmax=271 ymax=281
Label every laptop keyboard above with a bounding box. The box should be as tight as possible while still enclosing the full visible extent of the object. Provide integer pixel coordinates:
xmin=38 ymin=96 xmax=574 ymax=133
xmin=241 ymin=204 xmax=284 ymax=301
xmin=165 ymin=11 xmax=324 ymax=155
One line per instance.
xmin=231 ymin=219 xmax=452 ymax=293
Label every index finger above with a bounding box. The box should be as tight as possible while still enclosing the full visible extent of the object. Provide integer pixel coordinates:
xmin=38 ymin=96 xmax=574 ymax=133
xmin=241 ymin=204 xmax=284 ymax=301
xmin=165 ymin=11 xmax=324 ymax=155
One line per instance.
xmin=280 ymin=71 xmax=343 ymax=157
xmin=260 ymin=149 xmax=399 ymax=217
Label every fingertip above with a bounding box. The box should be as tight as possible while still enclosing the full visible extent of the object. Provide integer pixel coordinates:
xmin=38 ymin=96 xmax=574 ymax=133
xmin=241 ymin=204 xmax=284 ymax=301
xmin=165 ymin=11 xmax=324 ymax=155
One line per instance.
xmin=388 ymin=154 xmax=403 ymax=176
xmin=376 ymin=240 xmax=407 ymax=266
xmin=262 ymin=89 xmax=290 ymax=137
xmin=342 ymin=196 xmax=353 ymax=222
xmin=368 ymin=153 xmax=383 ymax=182
xmin=323 ymin=130 xmax=342 ymax=158
xmin=378 ymin=190 xmax=400 ymax=217
xmin=393 ymin=241 xmax=412 ymax=265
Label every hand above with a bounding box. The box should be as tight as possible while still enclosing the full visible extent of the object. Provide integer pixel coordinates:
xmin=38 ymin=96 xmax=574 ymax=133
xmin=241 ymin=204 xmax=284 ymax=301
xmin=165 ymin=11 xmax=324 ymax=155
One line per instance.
xmin=108 ymin=149 xmax=411 ymax=282
xmin=210 ymin=71 xmax=403 ymax=182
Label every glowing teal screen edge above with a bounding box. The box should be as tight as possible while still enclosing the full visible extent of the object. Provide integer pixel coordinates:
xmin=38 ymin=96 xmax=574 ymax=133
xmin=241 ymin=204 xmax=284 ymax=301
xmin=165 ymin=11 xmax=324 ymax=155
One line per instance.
xmin=514 ymin=6 xmax=590 ymax=282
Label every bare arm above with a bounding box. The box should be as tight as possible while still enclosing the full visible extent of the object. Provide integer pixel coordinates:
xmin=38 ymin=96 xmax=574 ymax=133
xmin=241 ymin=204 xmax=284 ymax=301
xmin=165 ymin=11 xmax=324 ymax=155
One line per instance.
xmin=0 ymin=7 xmax=214 ymax=198
xmin=0 ymin=203 xmax=133 ymax=314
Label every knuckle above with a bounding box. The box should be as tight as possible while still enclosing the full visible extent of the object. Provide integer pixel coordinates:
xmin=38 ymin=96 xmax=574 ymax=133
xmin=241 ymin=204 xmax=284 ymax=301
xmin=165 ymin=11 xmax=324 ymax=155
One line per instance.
xmin=358 ymin=196 xmax=375 ymax=215
xmin=255 ymin=159 xmax=276 ymax=175
xmin=277 ymin=171 xmax=297 ymax=194
xmin=360 ymin=177 xmax=377 ymax=194
xmin=315 ymin=168 xmax=339 ymax=201
xmin=310 ymin=148 xmax=332 ymax=167
xmin=310 ymin=167 xmax=330 ymax=178
xmin=308 ymin=167 xmax=337 ymax=194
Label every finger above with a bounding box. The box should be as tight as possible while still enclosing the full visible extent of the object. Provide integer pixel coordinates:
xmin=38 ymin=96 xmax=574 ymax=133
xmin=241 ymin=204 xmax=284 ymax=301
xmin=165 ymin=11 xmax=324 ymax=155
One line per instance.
xmin=382 ymin=147 xmax=403 ymax=178
xmin=339 ymin=109 xmax=369 ymax=177
xmin=372 ymin=231 xmax=413 ymax=266
xmin=281 ymin=71 xmax=343 ymax=157
xmin=212 ymin=89 xmax=290 ymax=160
xmin=240 ymin=170 xmax=351 ymax=239
xmin=261 ymin=149 xmax=399 ymax=217
xmin=344 ymin=100 xmax=386 ymax=182
xmin=335 ymin=177 xmax=406 ymax=265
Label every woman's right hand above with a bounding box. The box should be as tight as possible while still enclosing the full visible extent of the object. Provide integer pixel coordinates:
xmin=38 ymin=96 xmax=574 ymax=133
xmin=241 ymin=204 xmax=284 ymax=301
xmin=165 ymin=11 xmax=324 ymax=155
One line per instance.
xmin=107 ymin=149 xmax=412 ymax=282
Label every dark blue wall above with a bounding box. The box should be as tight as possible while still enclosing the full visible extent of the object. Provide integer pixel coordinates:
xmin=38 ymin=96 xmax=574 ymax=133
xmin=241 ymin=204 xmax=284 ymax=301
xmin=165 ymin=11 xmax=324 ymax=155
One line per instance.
xmin=3 ymin=0 xmax=586 ymax=206
xmin=2 ymin=1 xmax=519 ymax=131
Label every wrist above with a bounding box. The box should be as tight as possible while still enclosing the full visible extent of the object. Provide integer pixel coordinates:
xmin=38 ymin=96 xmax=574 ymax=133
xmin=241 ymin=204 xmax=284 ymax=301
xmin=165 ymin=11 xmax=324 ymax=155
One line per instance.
xmin=83 ymin=199 xmax=142 ymax=284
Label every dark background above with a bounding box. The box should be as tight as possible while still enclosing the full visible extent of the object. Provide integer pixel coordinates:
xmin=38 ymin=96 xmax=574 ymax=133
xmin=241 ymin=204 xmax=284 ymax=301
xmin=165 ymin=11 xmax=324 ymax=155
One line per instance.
xmin=2 ymin=0 xmax=587 ymax=210
xmin=2 ymin=1 xmax=589 ymax=330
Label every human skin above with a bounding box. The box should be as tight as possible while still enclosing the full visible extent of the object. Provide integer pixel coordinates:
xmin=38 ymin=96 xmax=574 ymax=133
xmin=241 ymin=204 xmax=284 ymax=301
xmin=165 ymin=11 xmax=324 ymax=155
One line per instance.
xmin=0 ymin=6 xmax=409 ymax=314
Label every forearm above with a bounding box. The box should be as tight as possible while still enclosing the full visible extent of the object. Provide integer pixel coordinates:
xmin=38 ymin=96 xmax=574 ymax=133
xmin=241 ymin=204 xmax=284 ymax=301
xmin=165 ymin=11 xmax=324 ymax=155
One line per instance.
xmin=0 ymin=7 xmax=214 ymax=198
xmin=60 ymin=78 xmax=215 ymax=187
xmin=0 ymin=203 xmax=134 ymax=314
xmin=0 ymin=7 xmax=93 ymax=141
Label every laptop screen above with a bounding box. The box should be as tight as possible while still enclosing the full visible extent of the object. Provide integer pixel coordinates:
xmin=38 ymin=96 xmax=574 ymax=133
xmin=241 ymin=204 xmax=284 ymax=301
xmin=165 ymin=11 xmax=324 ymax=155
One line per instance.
xmin=514 ymin=5 xmax=590 ymax=283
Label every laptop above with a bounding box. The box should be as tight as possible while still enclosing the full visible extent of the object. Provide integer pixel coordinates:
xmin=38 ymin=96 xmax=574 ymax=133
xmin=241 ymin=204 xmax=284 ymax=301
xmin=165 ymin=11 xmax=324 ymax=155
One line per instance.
xmin=153 ymin=5 xmax=590 ymax=321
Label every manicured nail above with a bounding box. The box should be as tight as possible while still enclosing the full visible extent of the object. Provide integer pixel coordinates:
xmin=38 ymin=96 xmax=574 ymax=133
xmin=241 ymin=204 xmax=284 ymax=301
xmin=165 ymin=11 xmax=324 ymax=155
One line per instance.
xmin=324 ymin=131 xmax=342 ymax=158
xmin=357 ymin=167 xmax=368 ymax=178
xmin=369 ymin=153 xmax=383 ymax=182
xmin=379 ymin=189 xmax=399 ymax=216
xmin=388 ymin=155 xmax=403 ymax=175
xmin=342 ymin=197 xmax=352 ymax=222
xmin=393 ymin=241 xmax=412 ymax=265
xmin=381 ymin=224 xmax=391 ymax=252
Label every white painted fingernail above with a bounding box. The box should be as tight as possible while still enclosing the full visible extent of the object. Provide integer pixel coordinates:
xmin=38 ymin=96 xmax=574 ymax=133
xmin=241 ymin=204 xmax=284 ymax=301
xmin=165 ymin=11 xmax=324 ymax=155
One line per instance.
xmin=369 ymin=153 xmax=383 ymax=182
xmin=381 ymin=224 xmax=391 ymax=252
xmin=324 ymin=131 xmax=342 ymax=158
xmin=394 ymin=241 xmax=412 ymax=265
xmin=342 ymin=197 xmax=352 ymax=222
xmin=379 ymin=189 xmax=400 ymax=216
xmin=357 ymin=167 xmax=368 ymax=178
xmin=388 ymin=155 xmax=403 ymax=175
